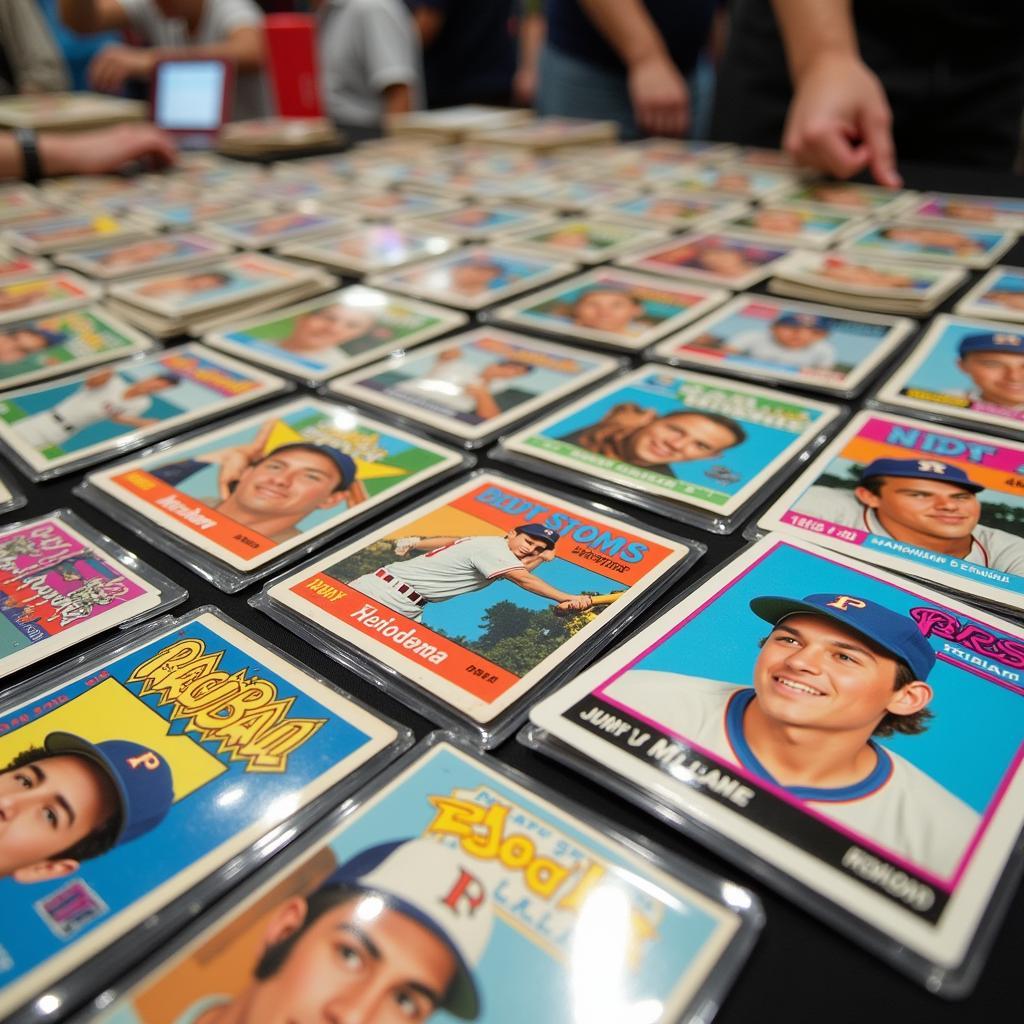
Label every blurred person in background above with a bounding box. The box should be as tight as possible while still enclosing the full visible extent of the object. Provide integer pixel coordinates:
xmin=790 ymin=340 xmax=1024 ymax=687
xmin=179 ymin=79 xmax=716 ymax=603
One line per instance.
xmin=38 ymin=0 xmax=119 ymax=91
xmin=0 ymin=0 xmax=70 ymax=94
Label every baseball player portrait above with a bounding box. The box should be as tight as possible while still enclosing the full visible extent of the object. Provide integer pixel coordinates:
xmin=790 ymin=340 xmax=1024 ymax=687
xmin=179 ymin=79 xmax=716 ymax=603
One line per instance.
xmin=954 ymin=330 xmax=1024 ymax=410
xmin=604 ymin=592 xmax=979 ymax=877
xmin=0 ymin=731 xmax=174 ymax=884
xmin=559 ymin=403 xmax=747 ymax=475
xmin=348 ymin=524 xmax=595 ymax=622
xmin=793 ymin=457 xmax=1024 ymax=575
xmin=0 ymin=324 xmax=65 ymax=367
xmin=174 ymin=838 xmax=493 ymax=1024
xmin=691 ymin=311 xmax=837 ymax=372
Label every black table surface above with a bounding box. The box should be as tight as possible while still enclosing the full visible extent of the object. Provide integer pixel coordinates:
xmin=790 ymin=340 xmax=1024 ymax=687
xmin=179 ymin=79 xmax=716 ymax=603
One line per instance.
xmin=3 ymin=154 xmax=1024 ymax=1023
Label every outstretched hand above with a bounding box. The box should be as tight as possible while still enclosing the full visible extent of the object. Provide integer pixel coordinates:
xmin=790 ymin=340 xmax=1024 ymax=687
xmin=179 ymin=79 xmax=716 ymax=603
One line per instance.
xmin=39 ymin=123 xmax=177 ymax=177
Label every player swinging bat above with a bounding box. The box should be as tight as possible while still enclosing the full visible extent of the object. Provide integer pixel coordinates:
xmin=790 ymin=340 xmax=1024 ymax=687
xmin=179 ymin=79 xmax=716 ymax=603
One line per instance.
xmin=347 ymin=525 xmax=609 ymax=622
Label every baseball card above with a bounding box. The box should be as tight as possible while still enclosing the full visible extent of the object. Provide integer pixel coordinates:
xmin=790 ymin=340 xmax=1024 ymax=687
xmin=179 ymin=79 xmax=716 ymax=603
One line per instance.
xmin=499 ymin=217 xmax=667 ymax=265
xmin=83 ymin=398 xmax=464 ymax=576
xmin=528 ymin=534 xmax=1024 ymax=979
xmin=720 ymin=203 xmax=865 ymax=249
xmin=617 ymin=231 xmax=793 ymax=291
xmin=368 ymin=246 xmax=575 ymax=311
xmin=838 ymin=221 xmax=1016 ymax=269
xmin=0 ymin=512 xmax=175 ymax=676
xmin=346 ymin=191 xmax=464 ymax=222
xmin=277 ymin=224 xmax=461 ymax=276
xmin=900 ymin=192 xmax=1024 ymax=230
xmin=0 ymin=306 xmax=154 ymax=392
xmin=0 ymin=253 xmax=52 ymax=283
xmin=954 ymin=265 xmax=1024 ymax=324
xmin=0 ymin=471 xmax=24 ymax=515
xmin=874 ymin=315 xmax=1024 ymax=432
xmin=204 ymin=288 xmax=468 ymax=384
xmin=89 ymin=739 xmax=753 ymax=1024
xmin=262 ymin=473 xmax=690 ymax=731
xmin=0 ymin=608 xmax=404 ymax=1020
xmin=595 ymin=192 xmax=749 ymax=231
xmin=468 ymin=115 xmax=619 ymax=150
xmin=412 ymin=203 xmax=557 ymax=241
xmin=327 ymin=329 xmax=619 ymax=445
xmin=202 ymin=210 xmax=353 ymax=250
xmin=126 ymin=198 xmax=276 ymax=231
xmin=649 ymin=166 xmax=794 ymax=201
xmin=55 ymin=234 xmax=234 ymax=281
xmin=3 ymin=212 xmax=151 ymax=256
xmin=653 ymin=295 xmax=914 ymax=395
xmin=0 ymin=91 xmax=145 ymax=130
xmin=529 ymin=180 xmax=641 ymax=211
xmin=0 ymin=272 xmax=100 ymax=325
xmin=491 ymin=268 xmax=730 ymax=352
xmin=779 ymin=181 xmax=917 ymax=217
xmin=0 ymin=345 xmax=287 ymax=480
xmin=498 ymin=366 xmax=839 ymax=520
xmin=108 ymin=254 xmax=323 ymax=319
xmin=760 ymin=409 xmax=1024 ymax=611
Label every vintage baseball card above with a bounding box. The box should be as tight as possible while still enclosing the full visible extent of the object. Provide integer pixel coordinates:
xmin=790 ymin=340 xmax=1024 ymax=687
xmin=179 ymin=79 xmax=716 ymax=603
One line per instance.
xmin=653 ymin=295 xmax=914 ymax=395
xmin=0 ymin=91 xmax=145 ymax=130
xmin=277 ymin=224 xmax=461 ymax=276
xmin=954 ymin=265 xmax=1024 ymax=324
xmin=528 ymin=535 xmax=1024 ymax=980
xmin=874 ymin=315 xmax=1024 ymax=432
xmin=327 ymin=328 xmax=619 ymax=445
xmin=262 ymin=472 xmax=691 ymax=732
xmin=899 ymin=192 xmax=1024 ymax=230
xmin=88 ymin=739 xmax=754 ymax=1024
xmin=617 ymin=231 xmax=793 ymax=291
xmin=721 ymin=203 xmax=866 ymax=249
xmin=0 ymin=272 xmax=100 ymax=325
xmin=649 ymin=165 xmax=794 ymax=201
xmin=126 ymin=197 xmax=276 ymax=230
xmin=0 ymin=253 xmax=52 ymax=283
xmin=529 ymin=180 xmax=641 ymax=211
xmin=499 ymin=216 xmax=667 ymax=265
xmin=491 ymin=268 xmax=730 ymax=352
xmin=0 ymin=306 xmax=155 ymax=392
xmin=55 ymin=233 xmax=234 ymax=281
xmin=204 ymin=288 xmax=468 ymax=384
xmin=0 ymin=608 xmax=404 ymax=1020
xmin=0 ymin=468 xmax=23 ymax=512
xmin=499 ymin=366 xmax=839 ymax=520
xmin=368 ymin=246 xmax=575 ymax=311
xmin=203 ymin=210 xmax=353 ymax=250
xmin=0 ymin=344 xmax=287 ymax=479
xmin=596 ymin=192 xmax=749 ymax=231
xmin=84 ymin=397 xmax=464 ymax=576
xmin=108 ymin=254 xmax=323 ymax=319
xmin=3 ymin=212 xmax=151 ymax=256
xmin=0 ymin=511 xmax=176 ymax=676
xmin=838 ymin=221 xmax=1016 ymax=269
xmin=779 ymin=181 xmax=917 ymax=217
xmin=412 ymin=203 xmax=557 ymax=241
xmin=346 ymin=191 xmax=463 ymax=222
xmin=760 ymin=411 xmax=1024 ymax=612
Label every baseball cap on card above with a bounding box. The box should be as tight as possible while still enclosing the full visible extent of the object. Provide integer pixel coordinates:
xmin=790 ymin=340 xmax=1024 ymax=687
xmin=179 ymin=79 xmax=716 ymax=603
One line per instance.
xmin=958 ymin=330 xmax=1024 ymax=357
xmin=775 ymin=312 xmax=829 ymax=330
xmin=268 ymin=442 xmax=357 ymax=490
xmin=43 ymin=732 xmax=175 ymax=846
xmin=515 ymin=523 xmax=560 ymax=547
xmin=859 ymin=457 xmax=984 ymax=493
xmin=749 ymin=593 xmax=936 ymax=681
xmin=319 ymin=838 xmax=494 ymax=1020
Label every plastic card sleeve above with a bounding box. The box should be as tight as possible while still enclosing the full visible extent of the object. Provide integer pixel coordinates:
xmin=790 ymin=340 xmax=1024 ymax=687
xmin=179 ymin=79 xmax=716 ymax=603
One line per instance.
xmin=0 ymin=471 xmax=27 ymax=515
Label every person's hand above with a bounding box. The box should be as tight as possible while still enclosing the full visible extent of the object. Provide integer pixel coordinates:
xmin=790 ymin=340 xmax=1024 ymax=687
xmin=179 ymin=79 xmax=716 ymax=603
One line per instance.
xmin=627 ymin=52 xmax=689 ymax=137
xmin=782 ymin=51 xmax=901 ymax=187
xmin=556 ymin=595 xmax=593 ymax=613
xmin=38 ymin=124 xmax=177 ymax=177
xmin=511 ymin=64 xmax=538 ymax=107
xmin=213 ymin=448 xmax=256 ymax=501
xmin=88 ymin=44 xmax=157 ymax=93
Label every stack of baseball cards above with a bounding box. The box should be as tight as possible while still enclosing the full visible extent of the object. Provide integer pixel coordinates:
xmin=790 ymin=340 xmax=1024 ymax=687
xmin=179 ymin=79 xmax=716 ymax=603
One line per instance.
xmin=215 ymin=116 xmax=344 ymax=157
xmin=838 ymin=221 xmax=1017 ymax=269
xmin=496 ymin=365 xmax=841 ymax=531
xmin=594 ymin=192 xmax=749 ymax=232
xmin=466 ymin=115 xmax=620 ymax=150
xmin=499 ymin=216 xmax=669 ymax=265
xmin=77 ymin=396 xmax=468 ymax=591
xmin=327 ymin=327 xmax=622 ymax=448
xmin=0 ymin=607 xmax=411 ymax=1023
xmin=387 ymin=103 xmax=533 ymax=140
xmin=0 ymin=249 xmax=51 ymax=284
xmin=54 ymin=233 xmax=234 ymax=281
xmin=203 ymin=286 xmax=468 ymax=386
xmin=0 ymin=343 xmax=288 ymax=481
xmin=524 ymin=534 xmax=1024 ymax=992
xmin=778 ymin=179 xmax=918 ymax=217
xmin=0 ymin=271 xmax=100 ymax=325
xmin=717 ymin=203 xmax=868 ymax=249
xmin=201 ymin=208 xmax=354 ymax=251
xmin=0 ymin=91 xmax=146 ymax=130
xmin=3 ymin=212 xmax=154 ymax=257
xmin=955 ymin=265 xmax=1024 ymax=323
xmin=900 ymin=191 xmax=1024 ymax=229
xmin=103 ymin=253 xmax=335 ymax=336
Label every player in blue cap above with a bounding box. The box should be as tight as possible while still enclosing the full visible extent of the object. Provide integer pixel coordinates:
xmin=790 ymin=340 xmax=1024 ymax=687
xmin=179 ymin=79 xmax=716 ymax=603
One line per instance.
xmin=792 ymin=456 xmax=1024 ymax=575
xmin=172 ymin=837 xmax=494 ymax=1024
xmin=349 ymin=522 xmax=595 ymax=621
xmin=697 ymin=306 xmax=836 ymax=373
xmin=0 ymin=324 xmax=66 ymax=366
xmin=0 ymin=731 xmax=174 ymax=884
xmin=604 ymin=591 xmax=979 ymax=877
xmin=956 ymin=330 xmax=1024 ymax=410
xmin=980 ymin=275 xmax=1024 ymax=317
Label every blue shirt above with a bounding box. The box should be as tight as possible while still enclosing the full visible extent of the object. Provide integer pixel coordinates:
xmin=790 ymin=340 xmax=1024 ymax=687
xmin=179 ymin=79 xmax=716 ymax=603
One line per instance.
xmin=38 ymin=0 xmax=119 ymax=91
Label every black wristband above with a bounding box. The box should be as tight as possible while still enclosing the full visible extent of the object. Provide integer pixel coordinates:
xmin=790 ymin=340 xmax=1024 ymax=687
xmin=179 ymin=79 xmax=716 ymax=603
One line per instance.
xmin=15 ymin=126 xmax=42 ymax=184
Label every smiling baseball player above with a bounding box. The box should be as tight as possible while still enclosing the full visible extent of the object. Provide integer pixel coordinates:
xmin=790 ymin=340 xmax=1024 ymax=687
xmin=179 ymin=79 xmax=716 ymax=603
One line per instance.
xmin=348 ymin=525 xmax=594 ymax=621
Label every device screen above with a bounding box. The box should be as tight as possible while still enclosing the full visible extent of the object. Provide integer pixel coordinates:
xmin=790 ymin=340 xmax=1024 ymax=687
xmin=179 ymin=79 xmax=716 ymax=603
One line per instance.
xmin=154 ymin=61 xmax=227 ymax=132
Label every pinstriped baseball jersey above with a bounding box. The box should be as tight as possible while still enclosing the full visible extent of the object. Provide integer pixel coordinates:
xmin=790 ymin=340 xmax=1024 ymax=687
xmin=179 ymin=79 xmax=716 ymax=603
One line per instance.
xmin=379 ymin=536 xmax=525 ymax=602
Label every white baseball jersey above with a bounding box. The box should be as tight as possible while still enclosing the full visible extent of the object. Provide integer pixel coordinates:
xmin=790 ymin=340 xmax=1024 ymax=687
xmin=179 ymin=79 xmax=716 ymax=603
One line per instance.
xmin=604 ymin=670 xmax=979 ymax=878
xmin=14 ymin=377 xmax=152 ymax=448
xmin=725 ymin=328 xmax=836 ymax=370
xmin=381 ymin=536 xmax=524 ymax=601
xmin=793 ymin=485 xmax=1024 ymax=576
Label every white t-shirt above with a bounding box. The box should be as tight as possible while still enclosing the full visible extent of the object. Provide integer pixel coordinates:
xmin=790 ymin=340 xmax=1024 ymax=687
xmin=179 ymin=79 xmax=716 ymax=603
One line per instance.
xmin=794 ymin=485 xmax=1024 ymax=576
xmin=316 ymin=0 xmax=423 ymax=127
xmin=117 ymin=0 xmax=269 ymax=120
xmin=726 ymin=328 xmax=836 ymax=370
xmin=603 ymin=670 xmax=979 ymax=878
xmin=381 ymin=536 xmax=524 ymax=601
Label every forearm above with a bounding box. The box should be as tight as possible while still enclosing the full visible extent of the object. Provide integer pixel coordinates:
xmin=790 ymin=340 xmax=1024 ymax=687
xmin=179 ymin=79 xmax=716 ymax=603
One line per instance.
xmin=383 ymin=83 xmax=413 ymax=116
xmin=517 ymin=11 xmax=545 ymax=72
xmin=579 ymin=0 xmax=669 ymax=67
xmin=59 ymin=0 xmax=124 ymax=33
xmin=407 ymin=536 xmax=458 ymax=552
xmin=770 ymin=0 xmax=857 ymax=81
xmin=510 ymin=572 xmax=573 ymax=603
xmin=155 ymin=31 xmax=265 ymax=72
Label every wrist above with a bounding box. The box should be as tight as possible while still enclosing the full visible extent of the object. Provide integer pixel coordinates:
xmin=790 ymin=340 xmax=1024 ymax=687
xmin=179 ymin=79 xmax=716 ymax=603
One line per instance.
xmin=14 ymin=128 xmax=42 ymax=182
xmin=35 ymin=132 xmax=76 ymax=178
xmin=791 ymin=45 xmax=861 ymax=85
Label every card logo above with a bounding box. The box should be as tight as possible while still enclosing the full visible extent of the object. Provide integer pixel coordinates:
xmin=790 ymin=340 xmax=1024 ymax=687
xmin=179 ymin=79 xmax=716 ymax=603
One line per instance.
xmin=34 ymin=880 xmax=108 ymax=939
